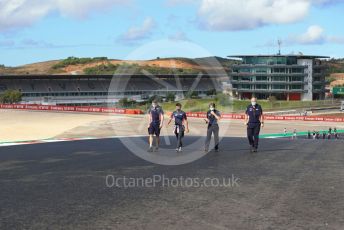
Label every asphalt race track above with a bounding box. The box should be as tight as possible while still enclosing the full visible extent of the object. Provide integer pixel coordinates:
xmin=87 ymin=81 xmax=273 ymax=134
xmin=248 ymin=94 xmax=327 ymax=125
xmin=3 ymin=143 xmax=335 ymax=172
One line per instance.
xmin=1 ymin=137 xmax=344 ymax=229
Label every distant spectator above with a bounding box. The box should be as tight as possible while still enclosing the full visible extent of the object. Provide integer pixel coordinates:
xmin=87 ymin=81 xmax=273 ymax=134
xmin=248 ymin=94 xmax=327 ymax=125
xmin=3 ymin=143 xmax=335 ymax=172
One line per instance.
xmin=307 ymin=130 xmax=311 ymax=139
xmin=292 ymin=129 xmax=297 ymax=139
xmin=334 ymin=128 xmax=338 ymax=139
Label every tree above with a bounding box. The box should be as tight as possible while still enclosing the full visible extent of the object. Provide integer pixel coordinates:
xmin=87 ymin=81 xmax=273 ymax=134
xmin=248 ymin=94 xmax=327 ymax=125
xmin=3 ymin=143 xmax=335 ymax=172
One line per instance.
xmin=117 ymin=97 xmax=137 ymax=108
xmin=148 ymin=95 xmax=162 ymax=104
xmin=268 ymin=96 xmax=277 ymax=108
xmin=117 ymin=98 xmax=129 ymax=107
xmin=215 ymin=93 xmax=231 ymax=106
xmin=185 ymin=90 xmax=198 ymax=99
xmin=165 ymin=92 xmax=176 ymax=102
xmin=0 ymin=90 xmax=22 ymax=104
xmin=206 ymin=89 xmax=217 ymax=96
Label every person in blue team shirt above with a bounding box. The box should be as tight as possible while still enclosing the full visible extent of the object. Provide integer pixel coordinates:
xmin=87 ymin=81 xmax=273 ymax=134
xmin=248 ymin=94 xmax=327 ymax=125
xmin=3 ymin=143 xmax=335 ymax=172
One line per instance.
xmin=204 ymin=103 xmax=221 ymax=152
xmin=147 ymin=99 xmax=164 ymax=152
xmin=167 ymin=103 xmax=189 ymax=152
xmin=244 ymin=97 xmax=264 ymax=153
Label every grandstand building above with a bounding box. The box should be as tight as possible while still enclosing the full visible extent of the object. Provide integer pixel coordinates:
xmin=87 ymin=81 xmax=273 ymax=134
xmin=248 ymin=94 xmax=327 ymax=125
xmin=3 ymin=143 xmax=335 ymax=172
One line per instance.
xmin=228 ymin=55 xmax=328 ymax=101
xmin=0 ymin=54 xmax=329 ymax=105
xmin=0 ymin=74 xmax=225 ymax=105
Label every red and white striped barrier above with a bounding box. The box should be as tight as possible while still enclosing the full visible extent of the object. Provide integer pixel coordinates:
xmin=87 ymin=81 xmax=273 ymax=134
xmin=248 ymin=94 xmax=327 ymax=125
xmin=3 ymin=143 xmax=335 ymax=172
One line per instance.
xmin=0 ymin=104 xmax=137 ymax=114
xmin=185 ymin=112 xmax=344 ymax=122
xmin=1 ymin=104 xmax=343 ymax=122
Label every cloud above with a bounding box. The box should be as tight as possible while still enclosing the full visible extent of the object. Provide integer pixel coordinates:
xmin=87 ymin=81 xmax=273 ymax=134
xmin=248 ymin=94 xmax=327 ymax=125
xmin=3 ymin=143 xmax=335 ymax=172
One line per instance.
xmin=311 ymin=0 xmax=342 ymax=5
xmin=260 ymin=25 xmax=344 ymax=47
xmin=0 ymin=39 xmax=57 ymax=49
xmin=196 ymin=0 xmax=341 ymax=31
xmin=168 ymin=31 xmax=191 ymax=42
xmin=0 ymin=39 xmax=15 ymax=47
xmin=165 ymin=0 xmax=198 ymax=7
xmin=286 ymin=25 xmax=344 ymax=45
xmin=117 ymin=17 xmax=156 ymax=44
xmin=0 ymin=0 xmax=130 ymax=32
xmin=0 ymin=38 xmax=110 ymax=49
xmin=287 ymin=25 xmax=326 ymax=45
xmin=20 ymin=38 xmax=59 ymax=48
xmin=327 ymin=36 xmax=344 ymax=44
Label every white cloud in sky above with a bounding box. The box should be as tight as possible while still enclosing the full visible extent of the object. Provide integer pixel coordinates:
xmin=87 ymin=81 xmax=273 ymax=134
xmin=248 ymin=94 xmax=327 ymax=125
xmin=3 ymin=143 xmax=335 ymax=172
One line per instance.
xmin=196 ymin=0 xmax=341 ymax=31
xmin=286 ymin=25 xmax=344 ymax=45
xmin=165 ymin=0 xmax=198 ymax=6
xmin=168 ymin=31 xmax=191 ymax=42
xmin=311 ymin=0 xmax=342 ymax=5
xmin=0 ymin=0 xmax=130 ymax=32
xmin=117 ymin=17 xmax=156 ymax=44
xmin=288 ymin=25 xmax=326 ymax=44
xmin=0 ymin=39 xmax=15 ymax=47
xmin=260 ymin=25 xmax=344 ymax=47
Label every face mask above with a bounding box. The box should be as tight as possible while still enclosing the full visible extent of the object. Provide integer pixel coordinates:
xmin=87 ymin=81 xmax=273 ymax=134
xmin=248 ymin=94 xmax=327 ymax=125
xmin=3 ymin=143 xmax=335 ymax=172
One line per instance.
xmin=210 ymin=107 xmax=214 ymax=111
xmin=251 ymin=102 xmax=257 ymax=106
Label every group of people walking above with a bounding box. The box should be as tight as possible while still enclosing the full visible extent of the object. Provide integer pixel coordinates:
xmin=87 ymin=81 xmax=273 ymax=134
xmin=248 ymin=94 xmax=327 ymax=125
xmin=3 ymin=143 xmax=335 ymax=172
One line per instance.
xmin=307 ymin=127 xmax=339 ymax=140
xmin=147 ymin=96 xmax=264 ymax=153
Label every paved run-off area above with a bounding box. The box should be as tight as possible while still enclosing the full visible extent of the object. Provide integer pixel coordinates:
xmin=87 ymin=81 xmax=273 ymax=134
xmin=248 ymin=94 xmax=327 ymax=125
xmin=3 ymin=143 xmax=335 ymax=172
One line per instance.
xmin=1 ymin=109 xmax=344 ymax=143
xmin=1 ymin=136 xmax=344 ymax=229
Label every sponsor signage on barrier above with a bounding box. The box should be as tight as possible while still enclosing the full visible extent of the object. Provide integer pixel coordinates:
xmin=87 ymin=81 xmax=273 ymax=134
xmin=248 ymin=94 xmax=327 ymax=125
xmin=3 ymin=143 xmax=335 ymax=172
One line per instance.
xmin=0 ymin=104 xmax=127 ymax=114
xmin=1 ymin=104 xmax=343 ymax=122
xmin=184 ymin=112 xmax=344 ymax=122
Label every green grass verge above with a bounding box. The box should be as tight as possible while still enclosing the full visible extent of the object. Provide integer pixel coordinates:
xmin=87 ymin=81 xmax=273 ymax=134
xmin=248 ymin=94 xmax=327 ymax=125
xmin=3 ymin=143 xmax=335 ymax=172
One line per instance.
xmin=259 ymin=129 xmax=344 ymax=138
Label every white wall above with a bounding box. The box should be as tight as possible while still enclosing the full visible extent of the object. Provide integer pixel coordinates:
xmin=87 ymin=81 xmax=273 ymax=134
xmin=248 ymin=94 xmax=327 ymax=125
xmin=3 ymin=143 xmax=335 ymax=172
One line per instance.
xmin=297 ymin=59 xmax=313 ymax=101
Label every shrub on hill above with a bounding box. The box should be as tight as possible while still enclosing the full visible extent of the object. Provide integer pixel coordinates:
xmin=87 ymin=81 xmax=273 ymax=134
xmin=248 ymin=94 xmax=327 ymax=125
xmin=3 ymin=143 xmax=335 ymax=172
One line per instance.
xmin=52 ymin=57 xmax=108 ymax=69
xmin=83 ymin=63 xmax=201 ymax=75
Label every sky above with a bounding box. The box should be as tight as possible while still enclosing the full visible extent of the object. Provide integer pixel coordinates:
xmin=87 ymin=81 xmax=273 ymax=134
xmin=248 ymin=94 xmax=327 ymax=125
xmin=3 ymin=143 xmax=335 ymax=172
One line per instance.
xmin=0 ymin=0 xmax=344 ymax=66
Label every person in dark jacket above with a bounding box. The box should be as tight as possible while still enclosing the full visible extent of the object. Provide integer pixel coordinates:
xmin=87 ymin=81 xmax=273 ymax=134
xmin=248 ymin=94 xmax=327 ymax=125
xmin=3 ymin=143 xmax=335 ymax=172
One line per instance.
xmin=244 ymin=97 xmax=264 ymax=152
xmin=204 ymin=103 xmax=221 ymax=152
xmin=147 ymin=99 xmax=164 ymax=152
xmin=167 ymin=103 xmax=189 ymax=152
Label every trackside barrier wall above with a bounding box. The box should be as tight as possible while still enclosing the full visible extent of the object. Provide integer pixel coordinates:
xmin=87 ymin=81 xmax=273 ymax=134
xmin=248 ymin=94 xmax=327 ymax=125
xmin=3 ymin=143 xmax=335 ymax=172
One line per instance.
xmin=0 ymin=104 xmax=127 ymax=114
xmin=185 ymin=112 xmax=344 ymax=122
xmin=1 ymin=104 xmax=343 ymax=122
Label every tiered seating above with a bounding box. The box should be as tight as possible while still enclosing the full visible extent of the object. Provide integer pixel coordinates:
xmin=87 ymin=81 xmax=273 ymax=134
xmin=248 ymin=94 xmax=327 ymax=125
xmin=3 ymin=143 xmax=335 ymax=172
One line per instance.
xmin=0 ymin=76 xmax=223 ymax=99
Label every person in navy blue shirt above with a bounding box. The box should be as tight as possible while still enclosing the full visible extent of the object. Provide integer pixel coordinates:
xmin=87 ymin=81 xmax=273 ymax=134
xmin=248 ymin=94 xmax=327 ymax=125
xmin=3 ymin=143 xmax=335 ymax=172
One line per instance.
xmin=244 ymin=97 xmax=264 ymax=152
xmin=147 ymin=99 xmax=164 ymax=152
xmin=204 ymin=102 xmax=221 ymax=152
xmin=167 ymin=103 xmax=189 ymax=152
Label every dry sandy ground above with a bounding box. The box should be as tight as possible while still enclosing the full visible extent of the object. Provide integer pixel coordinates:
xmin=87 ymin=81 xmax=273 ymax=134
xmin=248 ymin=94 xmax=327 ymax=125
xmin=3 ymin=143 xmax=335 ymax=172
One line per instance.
xmin=0 ymin=58 xmax=203 ymax=75
xmin=1 ymin=109 xmax=344 ymax=143
xmin=330 ymin=73 xmax=344 ymax=87
xmin=0 ymin=110 xmax=115 ymax=142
